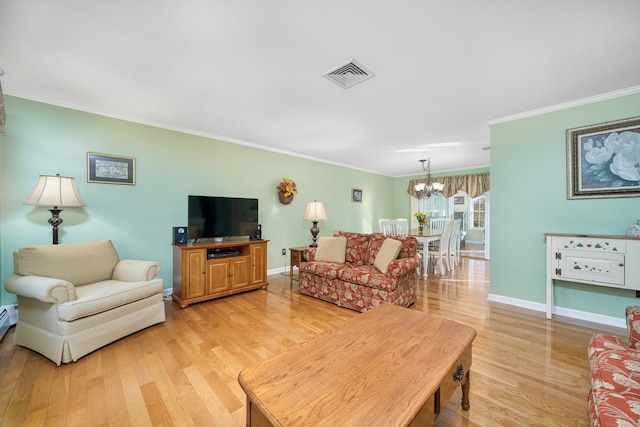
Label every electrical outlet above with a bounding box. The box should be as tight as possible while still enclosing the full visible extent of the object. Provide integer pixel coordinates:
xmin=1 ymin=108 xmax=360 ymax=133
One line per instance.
xmin=282 ymin=248 xmax=286 ymax=256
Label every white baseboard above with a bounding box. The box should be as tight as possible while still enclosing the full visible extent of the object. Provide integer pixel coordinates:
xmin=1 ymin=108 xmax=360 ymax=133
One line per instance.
xmin=486 ymin=294 xmax=626 ymax=329
xmin=0 ymin=304 xmax=19 ymax=326
xmin=269 ymin=266 xmax=289 ymax=276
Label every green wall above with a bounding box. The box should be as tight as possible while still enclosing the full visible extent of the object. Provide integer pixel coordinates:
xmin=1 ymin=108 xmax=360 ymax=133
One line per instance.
xmin=0 ymin=96 xmax=397 ymax=306
xmin=4 ymin=91 xmax=638 ymax=322
xmin=490 ymin=92 xmax=640 ymax=319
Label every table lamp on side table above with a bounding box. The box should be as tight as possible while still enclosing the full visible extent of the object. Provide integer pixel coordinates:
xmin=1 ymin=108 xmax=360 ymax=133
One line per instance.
xmin=303 ymin=200 xmax=328 ymax=247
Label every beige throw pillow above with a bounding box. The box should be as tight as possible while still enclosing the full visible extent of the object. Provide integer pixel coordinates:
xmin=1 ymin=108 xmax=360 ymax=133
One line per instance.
xmin=374 ymin=238 xmax=402 ymax=274
xmin=314 ymin=237 xmax=347 ymax=264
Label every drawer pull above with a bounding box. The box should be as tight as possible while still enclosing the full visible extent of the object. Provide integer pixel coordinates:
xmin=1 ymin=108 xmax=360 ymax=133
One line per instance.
xmin=453 ymin=364 xmax=465 ymax=382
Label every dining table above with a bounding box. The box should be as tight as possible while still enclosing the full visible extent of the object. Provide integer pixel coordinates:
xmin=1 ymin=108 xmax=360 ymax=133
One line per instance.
xmin=408 ymin=228 xmax=442 ymax=279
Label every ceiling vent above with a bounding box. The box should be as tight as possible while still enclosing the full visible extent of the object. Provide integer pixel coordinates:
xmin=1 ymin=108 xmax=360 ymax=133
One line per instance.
xmin=323 ymin=58 xmax=374 ymax=89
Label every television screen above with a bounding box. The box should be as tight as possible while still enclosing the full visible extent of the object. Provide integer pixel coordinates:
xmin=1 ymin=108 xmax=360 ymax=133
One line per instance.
xmin=188 ymin=195 xmax=258 ymax=240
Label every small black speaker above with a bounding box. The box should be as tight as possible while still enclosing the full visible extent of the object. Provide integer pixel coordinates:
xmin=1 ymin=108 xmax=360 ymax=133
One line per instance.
xmin=173 ymin=226 xmax=188 ymax=245
xmin=250 ymin=224 xmax=262 ymax=240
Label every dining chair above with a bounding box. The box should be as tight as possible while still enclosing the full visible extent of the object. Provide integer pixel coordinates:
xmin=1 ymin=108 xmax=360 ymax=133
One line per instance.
xmin=429 ymin=217 xmax=447 ymax=230
xmin=379 ymin=218 xmax=408 ymax=236
xmin=447 ymin=219 xmax=461 ymax=271
xmin=428 ymin=219 xmax=453 ymax=275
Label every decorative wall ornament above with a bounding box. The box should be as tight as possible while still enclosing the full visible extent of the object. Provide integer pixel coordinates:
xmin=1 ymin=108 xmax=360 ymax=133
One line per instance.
xmin=567 ymin=116 xmax=640 ymax=199
xmin=277 ymin=177 xmax=297 ymax=204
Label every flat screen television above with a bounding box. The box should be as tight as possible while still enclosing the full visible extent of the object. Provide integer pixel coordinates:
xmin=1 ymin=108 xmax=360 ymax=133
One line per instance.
xmin=188 ymin=195 xmax=259 ymax=241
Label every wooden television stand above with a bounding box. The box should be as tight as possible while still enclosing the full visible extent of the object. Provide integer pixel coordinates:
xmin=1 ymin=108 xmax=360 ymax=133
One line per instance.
xmin=172 ymin=239 xmax=268 ymax=308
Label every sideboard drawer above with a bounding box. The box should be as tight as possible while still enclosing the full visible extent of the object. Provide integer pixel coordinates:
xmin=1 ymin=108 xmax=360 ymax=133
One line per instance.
xmin=556 ymin=237 xmax=627 ymax=254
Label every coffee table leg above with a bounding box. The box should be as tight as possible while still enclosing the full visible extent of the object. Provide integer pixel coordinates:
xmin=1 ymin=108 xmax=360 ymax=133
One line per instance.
xmin=461 ymin=369 xmax=471 ymax=410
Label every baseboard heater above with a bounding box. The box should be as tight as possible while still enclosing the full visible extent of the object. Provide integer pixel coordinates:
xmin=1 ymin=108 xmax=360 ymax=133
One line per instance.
xmin=0 ymin=308 xmax=9 ymax=342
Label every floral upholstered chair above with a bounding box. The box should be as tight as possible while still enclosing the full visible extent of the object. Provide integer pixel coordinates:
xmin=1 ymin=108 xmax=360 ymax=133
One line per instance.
xmin=588 ymin=306 xmax=640 ymax=426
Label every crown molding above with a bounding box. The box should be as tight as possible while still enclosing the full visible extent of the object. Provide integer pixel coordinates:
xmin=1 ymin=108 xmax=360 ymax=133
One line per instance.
xmin=487 ymin=85 xmax=640 ymax=126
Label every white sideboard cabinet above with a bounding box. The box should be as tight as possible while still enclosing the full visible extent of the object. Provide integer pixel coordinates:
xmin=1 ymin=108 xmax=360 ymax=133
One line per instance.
xmin=545 ymin=233 xmax=640 ymax=319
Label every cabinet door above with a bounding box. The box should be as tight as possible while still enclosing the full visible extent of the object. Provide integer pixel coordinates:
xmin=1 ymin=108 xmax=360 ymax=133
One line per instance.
xmin=250 ymin=242 xmax=267 ymax=284
xmin=208 ymin=260 xmax=230 ymax=294
xmin=557 ymin=250 xmax=625 ymax=286
xmin=185 ymin=250 xmax=206 ymax=299
xmin=229 ymin=256 xmax=251 ymax=289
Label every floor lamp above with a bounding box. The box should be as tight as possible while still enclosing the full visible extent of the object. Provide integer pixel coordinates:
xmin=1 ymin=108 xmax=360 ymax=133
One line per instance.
xmin=303 ymin=200 xmax=328 ymax=247
xmin=24 ymin=174 xmax=86 ymax=244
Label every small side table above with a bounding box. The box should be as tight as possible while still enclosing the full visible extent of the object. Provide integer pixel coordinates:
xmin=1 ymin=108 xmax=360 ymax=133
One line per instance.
xmin=289 ymin=246 xmax=310 ymax=286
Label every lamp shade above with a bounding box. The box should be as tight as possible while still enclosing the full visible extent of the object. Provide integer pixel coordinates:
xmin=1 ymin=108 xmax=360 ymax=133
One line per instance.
xmin=303 ymin=201 xmax=328 ymax=221
xmin=24 ymin=174 xmax=85 ymax=208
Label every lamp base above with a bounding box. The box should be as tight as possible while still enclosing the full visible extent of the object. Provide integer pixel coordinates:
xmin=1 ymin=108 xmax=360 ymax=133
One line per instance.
xmin=309 ymin=221 xmax=320 ymax=247
xmin=48 ymin=208 xmax=63 ymax=245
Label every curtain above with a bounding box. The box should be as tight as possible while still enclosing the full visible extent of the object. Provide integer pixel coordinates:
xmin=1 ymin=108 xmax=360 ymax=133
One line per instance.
xmin=407 ymin=172 xmax=490 ymax=199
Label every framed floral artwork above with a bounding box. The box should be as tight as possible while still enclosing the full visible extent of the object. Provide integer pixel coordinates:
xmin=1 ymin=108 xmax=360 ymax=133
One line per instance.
xmin=566 ymin=116 xmax=640 ymax=199
xmin=351 ymin=188 xmax=362 ymax=203
xmin=87 ymin=152 xmax=136 ymax=185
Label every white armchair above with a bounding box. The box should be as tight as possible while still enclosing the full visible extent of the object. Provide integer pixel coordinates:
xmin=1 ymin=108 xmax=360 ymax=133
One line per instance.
xmin=4 ymin=239 xmax=165 ymax=365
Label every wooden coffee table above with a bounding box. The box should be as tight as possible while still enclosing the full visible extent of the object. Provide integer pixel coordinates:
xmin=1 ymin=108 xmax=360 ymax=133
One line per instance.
xmin=238 ymin=305 xmax=477 ymax=426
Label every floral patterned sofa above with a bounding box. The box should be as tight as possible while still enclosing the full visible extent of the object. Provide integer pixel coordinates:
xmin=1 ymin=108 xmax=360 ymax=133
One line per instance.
xmin=299 ymin=231 xmax=421 ymax=312
xmin=588 ymin=306 xmax=640 ymax=426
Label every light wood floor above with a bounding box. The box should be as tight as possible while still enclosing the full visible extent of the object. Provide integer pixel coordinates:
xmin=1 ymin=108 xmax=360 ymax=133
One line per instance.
xmin=0 ymin=257 xmax=626 ymax=426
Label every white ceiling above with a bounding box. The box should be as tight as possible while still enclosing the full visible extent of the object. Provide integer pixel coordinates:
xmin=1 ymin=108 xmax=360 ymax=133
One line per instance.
xmin=1 ymin=1 xmax=639 ymax=177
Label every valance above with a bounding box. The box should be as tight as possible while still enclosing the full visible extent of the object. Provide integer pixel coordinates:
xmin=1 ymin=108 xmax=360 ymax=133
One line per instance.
xmin=407 ymin=172 xmax=490 ymax=199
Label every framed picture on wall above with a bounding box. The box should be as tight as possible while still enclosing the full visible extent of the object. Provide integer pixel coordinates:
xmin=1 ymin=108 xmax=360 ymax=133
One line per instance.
xmin=351 ymin=188 xmax=362 ymax=203
xmin=87 ymin=152 xmax=136 ymax=185
xmin=566 ymin=116 xmax=640 ymax=199
xmin=453 ymin=196 xmax=464 ymax=204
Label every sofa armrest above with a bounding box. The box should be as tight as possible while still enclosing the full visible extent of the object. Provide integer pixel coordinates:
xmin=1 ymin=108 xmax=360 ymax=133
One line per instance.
xmin=112 ymin=260 xmax=161 ymax=282
xmin=4 ymin=274 xmax=77 ymax=303
xmin=626 ymin=306 xmax=640 ymax=349
xmin=385 ymin=256 xmax=421 ymax=278
xmin=303 ymin=248 xmax=317 ymax=262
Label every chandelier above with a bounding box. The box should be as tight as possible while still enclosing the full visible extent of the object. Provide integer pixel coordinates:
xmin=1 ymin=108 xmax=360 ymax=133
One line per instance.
xmin=414 ymin=158 xmax=443 ymax=198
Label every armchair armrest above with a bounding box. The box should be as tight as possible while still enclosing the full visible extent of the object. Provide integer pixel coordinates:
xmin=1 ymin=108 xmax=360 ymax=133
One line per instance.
xmin=385 ymin=256 xmax=421 ymax=278
xmin=303 ymin=248 xmax=317 ymax=262
xmin=626 ymin=306 xmax=640 ymax=349
xmin=4 ymin=274 xmax=76 ymax=304
xmin=112 ymin=260 xmax=161 ymax=282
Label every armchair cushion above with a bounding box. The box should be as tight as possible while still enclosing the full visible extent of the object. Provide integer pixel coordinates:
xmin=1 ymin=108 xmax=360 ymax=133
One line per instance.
xmin=57 ymin=279 xmax=163 ymax=321
xmin=15 ymin=240 xmax=119 ymax=286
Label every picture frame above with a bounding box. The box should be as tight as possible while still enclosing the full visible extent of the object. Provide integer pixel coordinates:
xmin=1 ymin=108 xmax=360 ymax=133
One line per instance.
xmin=351 ymin=188 xmax=362 ymax=203
xmin=87 ymin=152 xmax=136 ymax=185
xmin=453 ymin=196 xmax=464 ymax=205
xmin=567 ymin=116 xmax=640 ymax=199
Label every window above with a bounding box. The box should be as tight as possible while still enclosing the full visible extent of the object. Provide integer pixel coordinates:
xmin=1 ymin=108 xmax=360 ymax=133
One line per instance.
xmin=472 ymin=196 xmax=485 ymax=228
xmin=417 ymin=194 xmax=447 ymax=218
